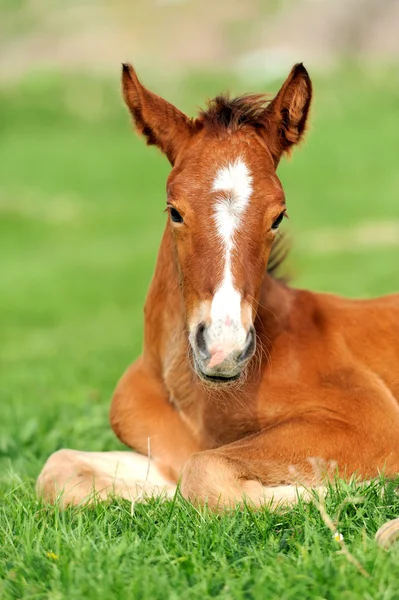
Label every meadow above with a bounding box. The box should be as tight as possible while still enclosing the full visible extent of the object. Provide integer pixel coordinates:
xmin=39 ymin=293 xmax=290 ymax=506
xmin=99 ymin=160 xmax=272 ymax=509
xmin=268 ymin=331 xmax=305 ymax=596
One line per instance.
xmin=1 ymin=65 xmax=399 ymax=598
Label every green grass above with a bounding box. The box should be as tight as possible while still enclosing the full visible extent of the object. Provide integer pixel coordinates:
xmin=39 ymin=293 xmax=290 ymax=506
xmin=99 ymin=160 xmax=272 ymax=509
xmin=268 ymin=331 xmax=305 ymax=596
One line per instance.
xmin=1 ymin=66 xmax=399 ymax=598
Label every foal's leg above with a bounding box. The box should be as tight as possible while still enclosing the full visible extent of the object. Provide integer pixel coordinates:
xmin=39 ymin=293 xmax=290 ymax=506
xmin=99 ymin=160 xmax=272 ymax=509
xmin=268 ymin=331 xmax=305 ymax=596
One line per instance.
xmin=37 ymin=357 xmax=200 ymax=506
xmin=37 ymin=450 xmax=176 ymax=506
xmin=180 ymin=445 xmax=316 ymax=509
xmin=110 ymin=357 xmax=202 ymax=481
xmin=180 ymin=417 xmax=399 ymax=509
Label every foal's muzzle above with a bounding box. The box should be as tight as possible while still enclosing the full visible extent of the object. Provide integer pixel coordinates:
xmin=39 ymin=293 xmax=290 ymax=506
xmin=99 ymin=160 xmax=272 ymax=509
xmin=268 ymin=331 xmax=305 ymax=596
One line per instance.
xmin=192 ymin=323 xmax=256 ymax=383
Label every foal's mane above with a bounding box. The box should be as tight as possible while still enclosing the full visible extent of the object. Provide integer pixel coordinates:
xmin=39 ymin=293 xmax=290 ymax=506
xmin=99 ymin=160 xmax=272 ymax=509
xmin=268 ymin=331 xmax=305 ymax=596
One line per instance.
xmin=198 ymin=93 xmax=271 ymax=132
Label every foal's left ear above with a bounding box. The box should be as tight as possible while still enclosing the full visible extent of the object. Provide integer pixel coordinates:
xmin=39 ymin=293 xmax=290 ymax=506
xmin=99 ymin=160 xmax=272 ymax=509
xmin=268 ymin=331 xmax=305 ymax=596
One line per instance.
xmin=265 ymin=63 xmax=312 ymax=164
xmin=122 ymin=63 xmax=194 ymax=165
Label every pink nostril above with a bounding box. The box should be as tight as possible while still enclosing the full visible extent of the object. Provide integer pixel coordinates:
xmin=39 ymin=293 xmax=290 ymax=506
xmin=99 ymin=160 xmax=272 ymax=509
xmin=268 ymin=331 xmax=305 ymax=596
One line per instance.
xmin=225 ymin=316 xmax=232 ymax=327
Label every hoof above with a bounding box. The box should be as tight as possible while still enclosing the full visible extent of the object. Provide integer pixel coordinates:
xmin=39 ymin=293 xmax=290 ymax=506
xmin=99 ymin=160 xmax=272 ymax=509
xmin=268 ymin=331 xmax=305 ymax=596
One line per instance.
xmin=375 ymin=517 xmax=399 ymax=548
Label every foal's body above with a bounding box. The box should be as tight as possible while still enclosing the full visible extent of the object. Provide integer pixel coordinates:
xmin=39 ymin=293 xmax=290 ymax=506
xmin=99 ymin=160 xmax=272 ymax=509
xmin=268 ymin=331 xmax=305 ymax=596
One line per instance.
xmin=110 ymin=232 xmax=399 ymax=503
xmin=39 ymin=243 xmax=399 ymax=507
xmin=38 ymin=63 xmax=399 ymax=519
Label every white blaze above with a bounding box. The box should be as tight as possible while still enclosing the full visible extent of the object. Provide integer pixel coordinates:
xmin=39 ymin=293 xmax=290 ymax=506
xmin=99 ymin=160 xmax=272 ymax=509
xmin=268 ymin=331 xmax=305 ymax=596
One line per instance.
xmin=210 ymin=158 xmax=253 ymax=347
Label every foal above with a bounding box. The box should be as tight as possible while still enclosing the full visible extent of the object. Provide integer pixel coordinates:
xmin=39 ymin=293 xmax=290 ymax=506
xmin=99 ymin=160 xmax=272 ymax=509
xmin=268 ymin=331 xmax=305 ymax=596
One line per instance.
xmin=38 ymin=64 xmax=399 ymax=519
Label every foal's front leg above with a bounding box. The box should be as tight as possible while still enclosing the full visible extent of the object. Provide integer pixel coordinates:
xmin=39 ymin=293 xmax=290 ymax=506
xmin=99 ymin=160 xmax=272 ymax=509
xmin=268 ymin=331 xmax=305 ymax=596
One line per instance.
xmin=180 ymin=417 xmax=399 ymax=508
xmin=110 ymin=357 xmax=202 ymax=481
xmin=37 ymin=450 xmax=176 ymax=506
xmin=38 ymin=357 xmax=201 ymax=506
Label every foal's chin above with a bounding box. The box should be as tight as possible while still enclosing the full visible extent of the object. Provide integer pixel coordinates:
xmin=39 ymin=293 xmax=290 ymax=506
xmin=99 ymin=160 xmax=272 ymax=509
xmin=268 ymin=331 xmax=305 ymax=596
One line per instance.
xmin=192 ymin=356 xmax=245 ymax=387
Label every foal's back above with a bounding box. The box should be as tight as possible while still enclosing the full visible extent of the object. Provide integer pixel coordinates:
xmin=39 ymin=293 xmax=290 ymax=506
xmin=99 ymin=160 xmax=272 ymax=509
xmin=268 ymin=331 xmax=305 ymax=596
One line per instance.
xmin=255 ymin=282 xmax=399 ymax=398
xmin=310 ymin=290 xmax=399 ymax=395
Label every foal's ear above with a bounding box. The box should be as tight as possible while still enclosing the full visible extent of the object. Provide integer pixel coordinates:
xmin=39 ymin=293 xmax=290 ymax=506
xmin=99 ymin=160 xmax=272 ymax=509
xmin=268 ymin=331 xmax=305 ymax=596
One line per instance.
xmin=265 ymin=63 xmax=312 ymax=163
xmin=121 ymin=64 xmax=194 ymax=165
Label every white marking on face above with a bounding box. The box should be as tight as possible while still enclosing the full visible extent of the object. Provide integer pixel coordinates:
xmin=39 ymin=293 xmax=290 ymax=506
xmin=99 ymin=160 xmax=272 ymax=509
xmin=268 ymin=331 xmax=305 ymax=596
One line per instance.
xmin=209 ymin=158 xmax=253 ymax=350
xmin=213 ymin=159 xmax=253 ymax=247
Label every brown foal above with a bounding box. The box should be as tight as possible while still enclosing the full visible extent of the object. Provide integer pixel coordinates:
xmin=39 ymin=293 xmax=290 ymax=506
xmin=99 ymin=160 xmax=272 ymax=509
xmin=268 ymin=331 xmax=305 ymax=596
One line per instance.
xmin=37 ymin=64 xmax=399 ymax=539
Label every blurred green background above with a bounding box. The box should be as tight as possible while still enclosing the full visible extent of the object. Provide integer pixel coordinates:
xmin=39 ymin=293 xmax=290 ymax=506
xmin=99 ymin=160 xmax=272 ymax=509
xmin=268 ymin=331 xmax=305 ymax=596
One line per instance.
xmin=1 ymin=0 xmax=399 ymax=486
xmin=1 ymin=2 xmax=399 ymax=598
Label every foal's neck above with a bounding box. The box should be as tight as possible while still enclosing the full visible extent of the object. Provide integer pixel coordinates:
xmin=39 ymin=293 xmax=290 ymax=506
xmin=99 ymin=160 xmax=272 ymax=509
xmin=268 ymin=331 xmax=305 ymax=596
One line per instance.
xmin=257 ymin=274 xmax=294 ymax=341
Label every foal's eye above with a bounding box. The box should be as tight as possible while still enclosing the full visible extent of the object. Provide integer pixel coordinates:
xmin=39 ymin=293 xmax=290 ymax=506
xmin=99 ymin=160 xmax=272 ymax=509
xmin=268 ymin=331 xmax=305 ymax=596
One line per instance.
xmin=271 ymin=212 xmax=285 ymax=231
xmin=169 ymin=207 xmax=184 ymax=224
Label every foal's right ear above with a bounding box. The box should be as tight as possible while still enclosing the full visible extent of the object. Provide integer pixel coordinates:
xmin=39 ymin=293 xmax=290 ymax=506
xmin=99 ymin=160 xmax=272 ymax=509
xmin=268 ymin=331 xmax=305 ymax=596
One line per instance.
xmin=122 ymin=64 xmax=194 ymax=165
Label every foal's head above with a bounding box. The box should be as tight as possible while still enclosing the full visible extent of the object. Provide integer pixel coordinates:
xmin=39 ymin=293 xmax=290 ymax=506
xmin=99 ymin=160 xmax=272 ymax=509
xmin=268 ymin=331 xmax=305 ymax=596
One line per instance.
xmin=122 ymin=63 xmax=312 ymax=383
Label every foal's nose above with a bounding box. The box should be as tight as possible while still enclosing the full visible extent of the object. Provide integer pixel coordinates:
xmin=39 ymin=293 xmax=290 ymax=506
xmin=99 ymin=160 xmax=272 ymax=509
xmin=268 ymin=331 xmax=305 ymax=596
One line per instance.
xmin=194 ymin=323 xmax=256 ymax=369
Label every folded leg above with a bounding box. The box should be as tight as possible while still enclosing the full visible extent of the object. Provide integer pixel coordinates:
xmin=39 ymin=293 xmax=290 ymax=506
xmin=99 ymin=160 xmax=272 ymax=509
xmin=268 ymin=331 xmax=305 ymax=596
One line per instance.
xmin=180 ymin=413 xmax=399 ymax=509
xmin=37 ymin=449 xmax=176 ymax=507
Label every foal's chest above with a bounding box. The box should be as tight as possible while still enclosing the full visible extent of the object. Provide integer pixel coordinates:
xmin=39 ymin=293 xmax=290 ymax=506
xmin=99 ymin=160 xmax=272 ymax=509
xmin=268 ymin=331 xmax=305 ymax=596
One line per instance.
xmin=170 ymin=381 xmax=263 ymax=448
